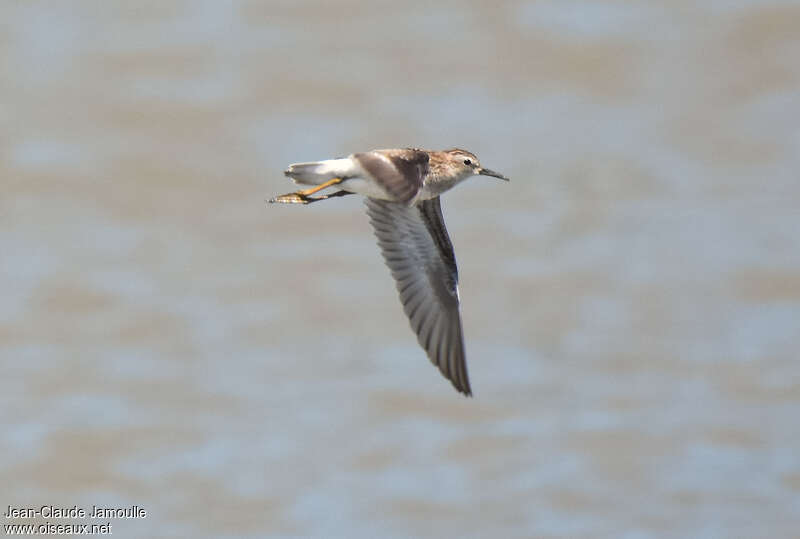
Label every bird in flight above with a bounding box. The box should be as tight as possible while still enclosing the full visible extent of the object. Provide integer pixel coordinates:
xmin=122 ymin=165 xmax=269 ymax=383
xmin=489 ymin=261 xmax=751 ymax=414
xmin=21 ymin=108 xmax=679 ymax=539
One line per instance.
xmin=269 ymin=148 xmax=509 ymax=396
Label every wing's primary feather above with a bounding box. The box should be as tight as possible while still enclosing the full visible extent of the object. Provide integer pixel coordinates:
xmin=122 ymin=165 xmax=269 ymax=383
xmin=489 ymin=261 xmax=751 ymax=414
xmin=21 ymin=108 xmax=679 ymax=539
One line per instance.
xmin=365 ymin=196 xmax=471 ymax=395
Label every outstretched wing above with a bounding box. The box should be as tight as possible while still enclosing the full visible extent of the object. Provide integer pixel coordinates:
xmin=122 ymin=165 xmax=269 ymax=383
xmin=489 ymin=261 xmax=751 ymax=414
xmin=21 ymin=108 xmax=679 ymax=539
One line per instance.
xmin=353 ymin=149 xmax=429 ymax=203
xmin=365 ymin=196 xmax=471 ymax=396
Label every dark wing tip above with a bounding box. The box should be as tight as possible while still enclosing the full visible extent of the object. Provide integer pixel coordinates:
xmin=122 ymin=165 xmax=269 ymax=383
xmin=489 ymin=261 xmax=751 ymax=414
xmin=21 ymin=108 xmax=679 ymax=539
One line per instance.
xmin=454 ymin=377 xmax=473 ymax=397
xmin=441 ymin=317 xmax=472 ymax=397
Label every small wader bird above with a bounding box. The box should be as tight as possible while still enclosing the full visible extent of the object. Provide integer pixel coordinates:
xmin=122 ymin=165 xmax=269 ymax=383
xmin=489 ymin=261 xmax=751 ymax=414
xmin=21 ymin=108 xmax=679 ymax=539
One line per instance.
xmin=269 ymin=148 xmax=509 ymax=396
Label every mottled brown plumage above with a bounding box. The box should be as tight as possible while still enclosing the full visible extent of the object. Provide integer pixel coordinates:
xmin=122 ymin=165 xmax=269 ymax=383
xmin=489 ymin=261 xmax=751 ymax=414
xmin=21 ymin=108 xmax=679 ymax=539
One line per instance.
xmin=353 ymin=149 xmax=429 ymax=203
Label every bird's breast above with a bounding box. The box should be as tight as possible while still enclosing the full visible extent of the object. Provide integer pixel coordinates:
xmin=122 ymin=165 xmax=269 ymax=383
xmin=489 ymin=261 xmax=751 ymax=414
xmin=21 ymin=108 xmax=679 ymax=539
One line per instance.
xmin=419 ymin=177 xmax=463 ymax=199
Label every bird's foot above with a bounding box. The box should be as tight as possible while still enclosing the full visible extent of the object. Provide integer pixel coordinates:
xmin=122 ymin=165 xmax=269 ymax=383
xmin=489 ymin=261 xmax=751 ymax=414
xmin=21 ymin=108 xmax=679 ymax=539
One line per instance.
xmin=269 ymin=192 xmax=314 ymax=204
xmin=268 ymin=189 xmax=353 ymax=205
xmin=268 ymin=177 xmax=348 ymax=205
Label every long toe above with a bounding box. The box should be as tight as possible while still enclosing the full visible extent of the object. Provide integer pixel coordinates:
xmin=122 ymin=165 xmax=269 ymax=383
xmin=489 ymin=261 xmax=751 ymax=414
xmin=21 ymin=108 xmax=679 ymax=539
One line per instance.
xmin=269 ymin=192 xmax=311 ymax=204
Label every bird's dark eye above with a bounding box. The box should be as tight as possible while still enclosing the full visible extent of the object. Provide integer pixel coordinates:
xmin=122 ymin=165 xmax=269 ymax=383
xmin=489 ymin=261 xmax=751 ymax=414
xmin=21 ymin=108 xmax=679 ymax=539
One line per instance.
xmin=463 ymin=159 xmax=472 ymax=166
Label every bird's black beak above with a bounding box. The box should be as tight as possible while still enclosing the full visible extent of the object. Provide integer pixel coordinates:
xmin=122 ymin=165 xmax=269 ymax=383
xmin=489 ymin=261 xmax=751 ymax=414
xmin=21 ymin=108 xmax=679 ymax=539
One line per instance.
xmin=478 ymin=168 xmax=510 ymax=181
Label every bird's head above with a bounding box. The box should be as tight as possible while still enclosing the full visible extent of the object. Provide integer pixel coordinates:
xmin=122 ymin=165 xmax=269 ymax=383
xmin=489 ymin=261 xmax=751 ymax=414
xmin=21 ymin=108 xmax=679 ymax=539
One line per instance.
xmin=441 ymin=148 xmax=510 ymax=182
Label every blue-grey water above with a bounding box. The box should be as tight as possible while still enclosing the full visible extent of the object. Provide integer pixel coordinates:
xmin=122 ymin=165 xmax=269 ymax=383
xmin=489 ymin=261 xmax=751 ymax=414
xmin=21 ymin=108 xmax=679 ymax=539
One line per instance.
xmin=2 ymin=1 xmax=799 ymax=537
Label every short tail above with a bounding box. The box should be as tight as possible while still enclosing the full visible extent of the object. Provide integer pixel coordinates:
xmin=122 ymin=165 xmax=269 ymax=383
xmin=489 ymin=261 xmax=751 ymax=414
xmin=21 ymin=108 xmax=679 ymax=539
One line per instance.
xmin=284 ymin=158 xmax=354 ymax=186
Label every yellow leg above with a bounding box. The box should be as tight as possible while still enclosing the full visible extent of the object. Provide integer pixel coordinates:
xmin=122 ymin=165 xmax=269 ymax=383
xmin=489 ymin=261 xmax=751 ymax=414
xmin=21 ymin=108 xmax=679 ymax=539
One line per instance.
xmin=297 ymin=177 xmax=342 ymax=196
xmin=269 ymin=178 xmax=344 ymax=205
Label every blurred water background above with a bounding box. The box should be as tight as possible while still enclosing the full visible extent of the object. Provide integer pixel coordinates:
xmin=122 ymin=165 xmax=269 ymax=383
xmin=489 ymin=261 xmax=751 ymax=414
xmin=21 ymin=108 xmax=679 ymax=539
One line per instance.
xmin=2 ymin=1 xmax=799 ymax=537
